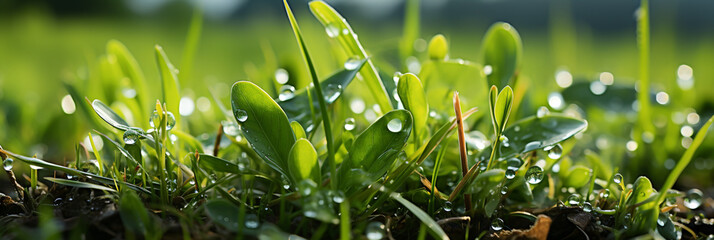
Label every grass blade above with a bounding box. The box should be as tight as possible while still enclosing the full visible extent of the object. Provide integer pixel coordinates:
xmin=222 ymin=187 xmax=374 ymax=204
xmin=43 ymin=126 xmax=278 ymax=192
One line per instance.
xmin=45 ymin=177 xmax=117 ymax=192
xmin=180 ymin=8 xmax=203 ymax=86
xmin=391 ymin=192 xmax=449 ymax=240
xmin=155 ymin=45 xmax=181 ymax=128
xmin=309 ymin=1 xmax=393 ymax=113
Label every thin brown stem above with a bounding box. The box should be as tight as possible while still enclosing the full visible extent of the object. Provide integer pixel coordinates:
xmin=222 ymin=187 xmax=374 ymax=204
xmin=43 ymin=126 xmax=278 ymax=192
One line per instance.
xmin=213 ymin=123 xmax=223 ymax=156
xmin=453 ymin=92 xmax=472 ymax=212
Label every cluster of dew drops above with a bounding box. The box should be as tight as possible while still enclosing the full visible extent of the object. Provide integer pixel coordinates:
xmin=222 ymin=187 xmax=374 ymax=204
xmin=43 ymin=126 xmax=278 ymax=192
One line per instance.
xmin=122 ymin=110 xmax=177 ymax=145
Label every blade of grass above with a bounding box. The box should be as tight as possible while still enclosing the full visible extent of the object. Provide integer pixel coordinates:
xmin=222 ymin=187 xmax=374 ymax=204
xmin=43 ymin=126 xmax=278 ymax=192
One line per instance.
xmin=283 ymin=0 xmax=336 ymax=190
xmin=155 ymin=45 xmax=181 ymax=129
xmin=399 ymin=0 xmax=420 ymax=68
xmin=656 ymin=115 xmax=714 ymax=205
xmin=391 ymin=192 xmax=450 ymax=240
xmin=45 ymin=177 xmax=117 ymax=192
xmin=636 ymin=0 xmax=654 ymax=136
xmin=87 ymin=132 xmax=104 ymax=176
xmin=309 ymin=1 xmax=393 ymax=113
xmin=180 ymin=8 xmax=203 ymax=87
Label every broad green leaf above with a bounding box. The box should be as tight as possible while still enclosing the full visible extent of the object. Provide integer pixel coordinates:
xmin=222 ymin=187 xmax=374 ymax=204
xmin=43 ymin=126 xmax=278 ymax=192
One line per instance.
xmin=477 ymin=114 xmax=588 ymax=161
xmin=340 ymin=110 xmax=413 ymax=191
xmin=390 ymin=192 xmax=449 ymax=240
xmin=309 ymin=1 xmax=393 ymax=112
xmin=627 ymin=176 xmax=658 ymax=236
xmin=287 ymin=139 xmax=320 ymax=184
xmin=277 ymin=59 xmax=367 ymax=130
xmin=92 ymin=99 xmax=130 ymax=131
xmin=563 ymin=166 xmax=592 ymax=188
xmin=204 ymin=199 xmax=240 ymax=230
xmin=2 ymin=149 xmax=151 ymax=194
xmin=45 ymin=177 xmax=116 ymax=192
xmin=427 ymin=34 xmax=448 ymax=60
xmin=656 ymin=212 xmax=677 ymax=240
xmin=155 ymin=45 xmax=181 ymax=128
xmin=198 ymin=154 xmax=255 ymax=175
xmin=290 ymin=121 xmax=306 ymax=139
xmin=231 ymin=81 xmax=295 ymax=176
xmin=397 ymin=73 xmax=428 ymax=141
xmin=119 ymin=191 xmax=151 ymax=235
xmin=481 ymin=22 xmax=522 ymax=89
xmin=494 ymin=86 xmax=513 ymax=133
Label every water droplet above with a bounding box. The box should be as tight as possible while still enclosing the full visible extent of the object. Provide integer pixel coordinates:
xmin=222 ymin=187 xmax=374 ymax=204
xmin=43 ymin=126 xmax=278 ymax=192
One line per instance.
xmin=61 ymin=94 xmax=76 ymax=114
xmin=304 ymin=210 xmax=317 ymax=218
xmin=333 ymin=191 xmax=346 ymax=203
xmin=221 ymin=121 xmax=240 ymax=136
xmin=505 ymin=169 xmax=516 ymax=180
xmin=500 ymin=136 xmax=510 ymax=147
xmin=526 ymin=166 xmax=543 ymax=184
xmin=443 ymin=201 xmax=453 ymax=212
xmin=657 ymin=214 xmax=667 ymax=226
xmin=599 ymin=189 xmax=610 ymax=199
xmin=344 ymin=57 xmax=362 ymax=70
xmin=235 ymin=109 xmax=248 ymax=122
xmin=387 ymin=118 xmax=403 ymax=133
xmin=491 ymin=218 xmax=504 ymax=231
xmin=3 ymin=158 xmax=13 ymax=171
xmin=545 ymin=144 xmax=563 ymax=159
xmin=524 ymin=141 xmax=540 ymax=152
xmin=325 ymin=23 xmax=341 ymax=38
xmin=684 ymin=189 xmax=703 ymax=209
xmin=547 ymin=92 xmax=565 ymax=110
xmin=567 ymin=194 xmax=581 ymax=206
xmin=483 ymin=65 xmax=493 ymax=76
xmin=366 ymin=221 xmax=386 ymax=240
xmin=278 ymin=85 xmax=296 ymax=101
xmin=500 ymin=186 xmax=509 ymax=195
xmin=123 ymin=129 xmax=140 ymax=145
xmin=582 ymin=202 xmax=592 ymax=212
xmin=149 ymin=110 xmax=176 ymax=131
xmin=324 ymin=84 xmax=343 ymax=102
xmin=613 ymin=173 xmax=623 ymax=184
xmin=344 ymin=118 xmax=356 ymax=131
xmin=245 ymin=214 xmax=259 ymax=229
xmin=298 ymin=179 xmax=317 ymax=196
xmin=536 ymin=106 xmax=549 ymax=118
xmin=590 ymin=81 xmax=607 ymax=95
xmin=275 ymin=68 xmax=289 ymax=84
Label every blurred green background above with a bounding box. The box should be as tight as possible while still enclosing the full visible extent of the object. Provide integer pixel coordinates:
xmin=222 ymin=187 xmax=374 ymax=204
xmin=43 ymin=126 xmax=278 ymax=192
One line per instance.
xmin=1 ymin=0 xmax=713 ymax=188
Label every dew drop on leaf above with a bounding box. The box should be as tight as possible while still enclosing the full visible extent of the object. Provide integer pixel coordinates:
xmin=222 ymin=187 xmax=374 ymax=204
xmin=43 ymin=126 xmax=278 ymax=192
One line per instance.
xmin=3 ymin=158 xmax=13 ymax=171
xmin=344 ymin=118 xmax=356 ymax=131
xmin=525 ymin=166 xmax=543 ymax=184
xmin=524 ymin=141 xmax=540 ymax=152
xmin=387 ymin=118 xmax=403 ymax=133
xmin=505 ymin=169 xmax=516 ymax=180
xmin=684 ymin=189 xmax=703 ymax=209
xmin=613 ymin=173 xmax=623 ymax=184
xmin=165 ymin=112 xmax=176 ymax=131
xmin=657 ymin=214 xmax=667 ymax=226
xmin=443 ymin=201 xmax=453 ymax=212
xmin=599 ymin=189 xmax=610 ymax=199
xmin=123 ymin=129 xmax=140 ymax=145
xmin=500 ymin=186 xmax=508 ymax=195
xmin=235 ymin=109 xmax=248 ymax=122
xmin=332 ymin=191 xmax=346 ymax=203
xmin=582 ymin=202 xmax=592 ymax=212
xmin=344 ymin=57 xmax=362 ymax=70
xmin=491 ymin=218 xmax=504 ymax=231
xmin=278 ymin=85 xmax=296 ymax=101
xmin=324 ymin=84 xmax=343 ymax=102
xmin=544 ymin=144 xmax=563 ymax=159
xmin=325 ymin=22 xmax=341 ymax=38
xmin=366 ymin=221 xmax=386 ymax=240
xmin=567 ymin=194 xmax=581 ymax=206
xmin=221 ymin=120 xmax=240 ymax=136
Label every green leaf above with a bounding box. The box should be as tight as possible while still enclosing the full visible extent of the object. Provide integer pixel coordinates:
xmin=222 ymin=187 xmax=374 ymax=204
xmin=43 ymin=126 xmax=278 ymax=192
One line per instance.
xmin=198 ymin=153 xmax=254 ymax=175
xmin=64 ymin=84 xmax=110 ymax=132
xmin=465 ymin=169 xmax=505 ymax=194
xmin=119 ymin=191 xmax=151 ymax=235
xmin=204 ymin=199 xmax=240 ymax=230
xmin=92 ymin=99 xmax=130 ymax=131
xmin=627 ymin=176 xmax=658 ymax=236
xmin=390 ymin=192 xmax=449 ymax=240
xmin=340 ymin=110 xmax=413 ymax=191
xmin=309 ymin=1 xmax=393 ymax=112
xmin=563 ymin=166 xmax=592 ymax=188
xmin=481 ymin=22 xmax=522 ymax=89
xmin=93 ymin=130 xmax=147 ymax=173
xmin=231 ymin=81 xmax=296 ymax=176
xmin=488 ymin=86 xmax=498 ymax=134
xmin=291 ymin=121 xmax=306 ymax=139
xmin=427 ymin=34 xmax=448 ymax=60
xmin=287 ymin=139 xmax=320 ymax=184
xmin=399 ymin=0 xmax=420 ymax=62
xmin=494 ymin=86 xmax=513 ymax=134
xmin=477 ymin=114 xmax=588 ymax=161
xmin=155 ymin=45 xmax=181 ymax=128
xmin=45 ymin=177 xmax=117 ymax=192
xmin=418 ymin=60 xmax=486 ymax=112
xmin=397 ymin=73 xmax=428 ymax=141
xmin=107 ymin=40 xmax=148 ymax=117
xmin=171 ymin=129 xmax=205 ymax=152
xmin=277 ymin=59 xmax=367 ymax=130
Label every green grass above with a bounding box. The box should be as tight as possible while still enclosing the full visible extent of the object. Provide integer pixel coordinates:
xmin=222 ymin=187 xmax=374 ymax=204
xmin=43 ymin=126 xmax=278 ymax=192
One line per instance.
xmin=1 ymin=1 xmax=714 ymax=239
